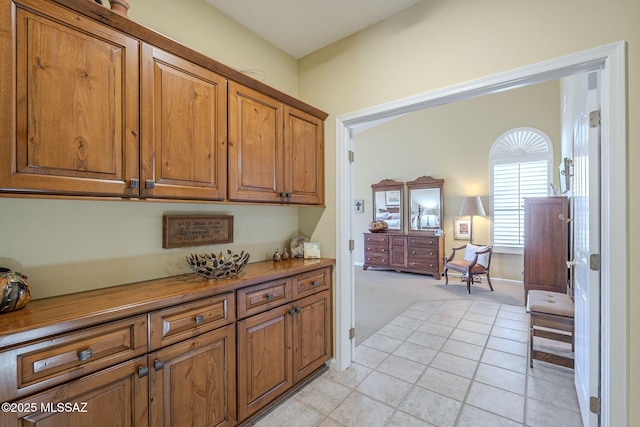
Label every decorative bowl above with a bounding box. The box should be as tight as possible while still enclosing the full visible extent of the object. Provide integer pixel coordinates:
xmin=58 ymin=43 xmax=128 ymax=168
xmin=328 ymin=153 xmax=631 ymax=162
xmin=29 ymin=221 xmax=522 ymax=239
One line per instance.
xmin=186 ymin=250 xmax=250 ymax=280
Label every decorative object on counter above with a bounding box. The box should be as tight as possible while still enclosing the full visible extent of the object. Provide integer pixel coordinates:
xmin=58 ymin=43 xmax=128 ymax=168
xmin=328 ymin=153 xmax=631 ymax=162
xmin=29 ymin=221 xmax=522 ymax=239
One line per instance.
xmin=93 ymin=0 xmax=103 ymax=4
xmin=185 ymin=250 xmax=250 ymax=280
xmin=290 ymin=235 xmax=310 ymax=258
xmin=109 ymin=0 xmax=130 ymax=16
xmin=0 ymin=268 xmax=32 ymax=313
xmin=368 ymin=220 xmax=388 ymax=233
xmin=281 ymin=248 xmax=290 ymax=260
xmin=272 ymin=249 xmax=282 ymax=262
xmin=303 ymin=242 xmax=321 ymax=259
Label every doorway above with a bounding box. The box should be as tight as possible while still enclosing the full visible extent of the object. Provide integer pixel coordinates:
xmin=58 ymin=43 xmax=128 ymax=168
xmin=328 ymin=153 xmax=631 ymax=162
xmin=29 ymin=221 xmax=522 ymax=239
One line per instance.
xmin=334 ymin=42 xmax=627 ymax=426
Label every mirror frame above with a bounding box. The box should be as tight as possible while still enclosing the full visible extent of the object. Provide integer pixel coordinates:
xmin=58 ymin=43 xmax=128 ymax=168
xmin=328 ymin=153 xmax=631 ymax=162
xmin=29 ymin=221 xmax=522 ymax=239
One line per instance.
xmin=371 ymin=179 xmax=404 ymax=233
xmin=406 ymin=176 xmax=445 ymax=234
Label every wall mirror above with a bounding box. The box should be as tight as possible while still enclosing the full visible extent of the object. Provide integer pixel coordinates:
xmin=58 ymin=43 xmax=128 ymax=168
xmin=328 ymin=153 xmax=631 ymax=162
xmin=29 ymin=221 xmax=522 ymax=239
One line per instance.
xmin=371 ymin=179 xmax=404 ymax=232
xmin=407 ymin=176 xmax=444 ymax=233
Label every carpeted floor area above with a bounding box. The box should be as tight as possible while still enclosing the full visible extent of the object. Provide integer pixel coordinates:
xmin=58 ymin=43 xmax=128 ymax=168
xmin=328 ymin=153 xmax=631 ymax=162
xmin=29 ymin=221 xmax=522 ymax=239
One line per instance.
xmin=355 ymin=268 xmax=525 ymax=345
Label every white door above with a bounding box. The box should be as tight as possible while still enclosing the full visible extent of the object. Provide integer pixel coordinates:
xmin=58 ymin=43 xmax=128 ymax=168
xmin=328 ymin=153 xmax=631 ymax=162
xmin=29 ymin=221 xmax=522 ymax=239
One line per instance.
xmin=573 ymin=71 xmax=601 ymax=427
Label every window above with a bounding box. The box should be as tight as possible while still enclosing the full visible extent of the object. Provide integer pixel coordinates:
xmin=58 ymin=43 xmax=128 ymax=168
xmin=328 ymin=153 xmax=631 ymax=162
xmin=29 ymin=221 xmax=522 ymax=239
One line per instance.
xmin=490 ymin=128 xmax=552 ymax=252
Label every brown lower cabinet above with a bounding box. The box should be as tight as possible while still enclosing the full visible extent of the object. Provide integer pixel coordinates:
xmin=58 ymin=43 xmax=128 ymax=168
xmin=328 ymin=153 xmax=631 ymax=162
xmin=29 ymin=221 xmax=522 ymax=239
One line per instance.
xmin=0 ymin=258 xmax=333 ymax=427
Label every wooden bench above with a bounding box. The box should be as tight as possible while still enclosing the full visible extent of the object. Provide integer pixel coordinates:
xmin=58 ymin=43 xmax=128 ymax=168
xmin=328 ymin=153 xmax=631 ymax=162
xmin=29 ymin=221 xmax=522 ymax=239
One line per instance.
xmin=527 ymin=290 xmax=575 ymax=369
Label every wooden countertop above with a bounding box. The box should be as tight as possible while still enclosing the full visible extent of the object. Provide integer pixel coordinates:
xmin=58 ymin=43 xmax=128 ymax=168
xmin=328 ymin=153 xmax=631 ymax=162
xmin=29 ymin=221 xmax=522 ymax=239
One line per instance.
xmin=0 ymin=258 xmax=335 ymax=349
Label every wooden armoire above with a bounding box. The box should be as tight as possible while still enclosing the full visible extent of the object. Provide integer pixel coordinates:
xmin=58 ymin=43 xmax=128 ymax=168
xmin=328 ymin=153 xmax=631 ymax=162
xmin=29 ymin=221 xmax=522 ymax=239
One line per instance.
xmin=523 ymin=197 xmax=569 ymax=304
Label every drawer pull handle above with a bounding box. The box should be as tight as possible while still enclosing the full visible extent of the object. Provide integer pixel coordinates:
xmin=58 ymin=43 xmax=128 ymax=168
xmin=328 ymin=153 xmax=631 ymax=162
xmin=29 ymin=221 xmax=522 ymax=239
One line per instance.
xmin=77 ymin=349 xmax=93 ymax=362
xmin=266 ymin=293 xmax=275 ymax=301
xmin=312 ymin=280 xmax=319 ymax=287
xmin=195 ymin=314 xmax=205 ymax=324
xmin=154 ymin=360 xmax=165 ymax=371
xmin=138 ymin=366 xmax=149 ymax=378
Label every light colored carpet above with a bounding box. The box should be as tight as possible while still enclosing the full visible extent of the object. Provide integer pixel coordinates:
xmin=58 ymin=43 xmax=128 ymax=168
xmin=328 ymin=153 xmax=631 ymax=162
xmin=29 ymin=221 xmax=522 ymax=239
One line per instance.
xmin=355 ymin=268 xmax=525 ymax=345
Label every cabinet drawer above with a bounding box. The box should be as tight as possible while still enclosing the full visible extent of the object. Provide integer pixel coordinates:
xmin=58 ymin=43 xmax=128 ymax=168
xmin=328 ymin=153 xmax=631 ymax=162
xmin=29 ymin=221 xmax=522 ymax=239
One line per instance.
xmin=364 ymin=234 xmax=389 ymax=244
xmin=365 ymin=244 xmax=389 ymax=255
xmin=408 ymin=236 xmax=439 ymax=248
xmin=149 ymin=293 xmax=234 ymax=351
xmin=409 ymin=247 xmax=439 ymax=257
xmin=365 ymin=253 xmax=389 ymax=266
xmin=4 ymin=315 xmax=147 ymax=401
xmin=408 ymin=257 xmax=440 ymax=272
xmin=294 ymin=268 xmax=330 ymax=299
xmin=237 ymin=278 xmax=292 ymax=318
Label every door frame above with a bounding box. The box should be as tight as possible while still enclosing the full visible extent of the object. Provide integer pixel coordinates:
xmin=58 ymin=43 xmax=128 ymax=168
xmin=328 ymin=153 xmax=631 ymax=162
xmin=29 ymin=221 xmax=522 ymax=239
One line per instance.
xmin=334 ymin=41 xmax=627 ymax=427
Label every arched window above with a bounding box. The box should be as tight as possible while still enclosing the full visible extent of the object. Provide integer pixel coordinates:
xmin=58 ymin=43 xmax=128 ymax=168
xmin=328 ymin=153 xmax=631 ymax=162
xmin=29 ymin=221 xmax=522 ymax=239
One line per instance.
xmin=490 ymin=127 xmax=553 ymax=252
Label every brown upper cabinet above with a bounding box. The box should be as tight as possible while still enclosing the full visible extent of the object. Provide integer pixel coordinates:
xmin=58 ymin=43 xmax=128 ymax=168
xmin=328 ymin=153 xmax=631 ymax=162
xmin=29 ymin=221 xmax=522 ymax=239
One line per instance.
xmin=140 ymin=44 xmax=228 ymax=201
xmin=3 ymin=0 xmax=140 ymax=197
xmin=0 ymin=0 xmax=326 ymax=206
xmin=228 ymin=82 xmax=325 ymax=205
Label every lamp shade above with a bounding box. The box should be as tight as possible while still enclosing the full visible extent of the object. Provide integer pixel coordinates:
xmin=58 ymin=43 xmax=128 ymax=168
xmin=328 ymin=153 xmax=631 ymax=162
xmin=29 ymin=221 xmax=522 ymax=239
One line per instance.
xmin=459 ymin=196 xmax=486 ymax=217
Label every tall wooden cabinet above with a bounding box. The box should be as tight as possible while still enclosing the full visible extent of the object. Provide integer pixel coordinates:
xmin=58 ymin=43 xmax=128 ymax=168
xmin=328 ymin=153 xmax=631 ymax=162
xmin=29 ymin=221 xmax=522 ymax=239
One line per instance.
xmin=524 ymin=197 xmax=569 ymax=303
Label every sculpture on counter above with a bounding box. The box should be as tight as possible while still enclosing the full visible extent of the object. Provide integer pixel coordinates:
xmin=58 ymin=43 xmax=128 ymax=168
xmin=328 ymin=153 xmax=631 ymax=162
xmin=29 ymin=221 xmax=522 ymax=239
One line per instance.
xmin=273 ymin=249 xmax=282 ymax=262
xmin=186 ymin=250 xmax=250 ymax=280
xmin=0 ymin=268 xmax=32 ymax=313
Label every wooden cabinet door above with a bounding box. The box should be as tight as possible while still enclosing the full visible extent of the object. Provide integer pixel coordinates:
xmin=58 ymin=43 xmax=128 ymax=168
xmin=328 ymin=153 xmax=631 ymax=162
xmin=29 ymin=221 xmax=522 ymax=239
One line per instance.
xmin=2 ymin=1 xmax=139 ymax=196
xmin=149 ymin=325 xmax=236 ymax=427
xmin=291 ymin=290 xmax=332 ymax=383
xmin=140 ymin=44 xmax=227 ymax=200
xmin=6 ymin=357 xmax=148 ymax=427
xmin=237 ymin=304 xmax=292 ymax=421
xmin=283 ymin=105 xmax=324 ymax=205
xmin=524 ymin=197 xmax=569 ymax=302
xmin=390 ymin=235 xmax=408 ymax=269
xmin=228 ymin=82 xmax=284 ymax=203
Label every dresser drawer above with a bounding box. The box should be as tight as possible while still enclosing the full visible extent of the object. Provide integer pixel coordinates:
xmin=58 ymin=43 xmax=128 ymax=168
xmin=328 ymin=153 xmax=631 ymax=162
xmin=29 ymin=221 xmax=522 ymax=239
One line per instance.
xmin=408 ymin=257 xmax=440 ymax=272
xmin=365 ymin=244 xmax=389 ymax=255
xmin=2 ymin=315 xmax=148 ymax=401
xmin=294 ymin=267 xmax=330 ymax=299
xmin=409 ymin=246 xmax=439 ymax=258
xmin=364 ymin=233 xmax=389 ymax=244
xmin=365 ymin=253 xmax=389 ymax=267
xmin=237 ymin=278 xmax=292 ymax=318
xmin=408 ymin=236 xmax=440 ymax=248
xmin=149 ymin=293 xmax=234 ymax=351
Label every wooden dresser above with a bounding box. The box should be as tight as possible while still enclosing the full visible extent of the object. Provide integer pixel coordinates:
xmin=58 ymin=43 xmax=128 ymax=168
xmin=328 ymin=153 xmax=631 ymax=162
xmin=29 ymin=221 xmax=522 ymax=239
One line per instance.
xmin=363 ymin=232 xmax=444 ymax=279
xmin=0 ymin=258 xmax=334 ymax=427
xmin=524 ymin=196 xmax=569 ymax=303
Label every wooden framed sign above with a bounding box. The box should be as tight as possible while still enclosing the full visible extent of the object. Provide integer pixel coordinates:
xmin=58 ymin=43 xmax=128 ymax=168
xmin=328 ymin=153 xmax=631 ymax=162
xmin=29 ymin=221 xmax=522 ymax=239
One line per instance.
xmin=163 ymin=215 xmax=233 ymax=249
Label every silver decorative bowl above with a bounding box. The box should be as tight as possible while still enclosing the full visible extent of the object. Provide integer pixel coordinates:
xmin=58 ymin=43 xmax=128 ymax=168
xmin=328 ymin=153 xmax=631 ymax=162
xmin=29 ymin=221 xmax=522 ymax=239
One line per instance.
xmin=186 ymin=250 xmax=250 ymax=280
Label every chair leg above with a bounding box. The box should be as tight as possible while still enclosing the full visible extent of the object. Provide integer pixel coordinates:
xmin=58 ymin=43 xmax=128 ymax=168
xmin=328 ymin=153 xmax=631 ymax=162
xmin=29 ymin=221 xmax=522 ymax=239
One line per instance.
xmin=466 ymin=272 xmax=472 ymax=294
xmin=444 ymin=268 xmax=449 ymax=285
xmin=529 ymin=314 xmax=534 ymax=368
xmin=486 ymin=273 xmax=494 ymax=291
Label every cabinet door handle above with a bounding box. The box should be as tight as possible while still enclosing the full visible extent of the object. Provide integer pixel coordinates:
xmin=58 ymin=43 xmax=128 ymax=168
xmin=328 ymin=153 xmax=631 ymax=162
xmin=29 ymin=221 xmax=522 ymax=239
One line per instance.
xmin=145 ymin=179 xmax=155 ymax=189
xmin=154 ymin=360 xmax=165 ymax=371
xmin=265 ymin=293 xmax=274 ymax=301
xmin=77 ymin=349 xmax=93 ymax=361
xmin=129 ymin=178 xmax=139 ymax=189
xmin=195 ymin=314 xmax=205 ymax=324
xmin=138 ymin=366 xmax=149 ymax=378
xmin=289 ymin=308 xmax=296 ymax=315
xmin=295 ymin=307 xmax=302 ymax=314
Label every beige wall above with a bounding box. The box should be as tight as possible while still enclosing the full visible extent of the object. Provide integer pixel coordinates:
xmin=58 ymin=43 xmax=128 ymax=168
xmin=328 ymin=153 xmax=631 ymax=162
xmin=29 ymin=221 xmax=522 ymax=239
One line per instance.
xmin=297 ymin=0 xmax=639 ymax=423
xmin=352 ymin=80 xmax=561 ymax=282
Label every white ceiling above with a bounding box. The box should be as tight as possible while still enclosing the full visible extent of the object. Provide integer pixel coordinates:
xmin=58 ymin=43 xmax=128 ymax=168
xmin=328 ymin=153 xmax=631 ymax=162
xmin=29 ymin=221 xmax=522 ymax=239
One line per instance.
xmin=205 ymin=0 xmax=425 ymax=59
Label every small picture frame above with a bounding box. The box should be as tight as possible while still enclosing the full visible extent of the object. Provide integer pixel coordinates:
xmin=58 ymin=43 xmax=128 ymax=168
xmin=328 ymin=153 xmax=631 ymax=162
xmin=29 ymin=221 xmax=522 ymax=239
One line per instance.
xmin=303 ymin=242 xmax=321 ymax=259
xmin=453 ymin=218 xmax=471 ymax=240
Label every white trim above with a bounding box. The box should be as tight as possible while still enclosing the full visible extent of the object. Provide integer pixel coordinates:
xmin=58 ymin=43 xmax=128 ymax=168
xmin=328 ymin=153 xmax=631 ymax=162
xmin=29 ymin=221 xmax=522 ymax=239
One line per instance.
xmin=334 ymin=41 xmax=627 ymax=427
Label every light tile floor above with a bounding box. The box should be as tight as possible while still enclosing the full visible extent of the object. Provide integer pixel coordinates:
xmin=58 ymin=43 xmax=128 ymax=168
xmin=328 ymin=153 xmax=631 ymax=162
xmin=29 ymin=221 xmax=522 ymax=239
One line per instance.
xmin=251 ymin=300 xmax=583 ymax=427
